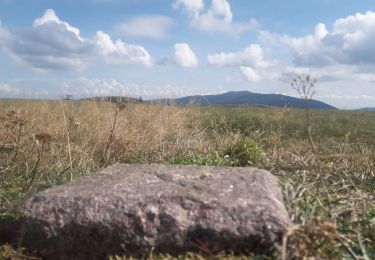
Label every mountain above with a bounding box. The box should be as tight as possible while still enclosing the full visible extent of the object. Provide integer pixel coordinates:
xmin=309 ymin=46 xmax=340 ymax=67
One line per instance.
xmin=161 ymin=91 xmax=336 ymax=109
xmin=81 ymin=91 xmax=336 ymax=109
xmin=358 ymin=107 xmax=375 ymax=111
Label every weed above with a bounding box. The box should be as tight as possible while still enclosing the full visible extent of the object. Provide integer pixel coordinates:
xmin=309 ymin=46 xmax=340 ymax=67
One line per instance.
xmin=223 ymin=137 xmax=262 ymax=166
xmin=291 ymin=75 xmax=318 ymax=154
xmin=100 ymin=102 xmax=127 ymax=166
xmin=0 ymin=244 xmax=40 ymax=260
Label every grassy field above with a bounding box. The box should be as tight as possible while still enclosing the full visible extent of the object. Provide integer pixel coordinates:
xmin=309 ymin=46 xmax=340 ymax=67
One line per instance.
xmin=0 ymin=99 xmax=374 ymax=259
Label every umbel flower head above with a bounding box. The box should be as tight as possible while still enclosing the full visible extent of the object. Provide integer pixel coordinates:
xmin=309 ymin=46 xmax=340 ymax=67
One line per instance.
xmin=34 ymin=132 xmax=53 ymax=144
xmin=114 ymin=103 xmax=126 ymax=112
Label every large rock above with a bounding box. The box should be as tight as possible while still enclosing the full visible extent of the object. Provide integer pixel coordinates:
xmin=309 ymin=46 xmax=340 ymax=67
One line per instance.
xmin=1 ymin=164 xmax=290 ymax=259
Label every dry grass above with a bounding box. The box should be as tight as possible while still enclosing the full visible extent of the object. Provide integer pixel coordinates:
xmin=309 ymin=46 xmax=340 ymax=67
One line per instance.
xmin=0 ymin=99 xmax=374 ymax=259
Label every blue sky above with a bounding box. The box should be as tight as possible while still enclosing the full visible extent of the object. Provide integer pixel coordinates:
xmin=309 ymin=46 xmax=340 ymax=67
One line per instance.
xmin=0 ymin=0 xmax=375 ymax=108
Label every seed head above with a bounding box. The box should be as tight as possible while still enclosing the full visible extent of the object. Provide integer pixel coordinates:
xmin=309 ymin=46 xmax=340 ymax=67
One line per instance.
xmin=114 ymin=103 xmax=126 ymax=112
xmin=34 ymin=132 xmax=53 ymax=144
xmin=6 ymin=110 xmax=28 ymax=127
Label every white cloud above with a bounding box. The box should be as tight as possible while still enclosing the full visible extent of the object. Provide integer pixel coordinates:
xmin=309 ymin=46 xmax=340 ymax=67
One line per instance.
xmin=117 ymin=15 xmax=174 ymax=39
xmin=65 ymin=77 xmax=129 ymax=96
xmin=190 ymin=11 xmax=231 ymax=33
xmin=211 ymin=0 xmax=232 ymax=22
xmin=283 ymin=11 xmax=375 ymax=67
xmin=3 ymin=9 xmax=92 ymax=70
xmin=190 ymin=0 xmax=232 ymax=33
xmin=0 ymin=9 xmax=152 ymax=70
xmin=207 ymin=44 xmax=278 ymax=83
xmin=94 ymin=31 xmax=152 ymax=66
xmin=173 ymin=43 xmax=199 ymax=68
xmin=175 ymin=0 xmax=258 ymax=34
xmin=33 ymin=9 xmax=83 ymax=41
xmin=204 ymin=10 xmax=375 ymax=84
xmin=240 ymin=66 xmax=261 ymax=82
xmin=207 ymin=44 xmax=271 ymax=68
xmin=0 ymin=83 xmax=20 ymax=94
xmin=244 ymin=11 xmax=375 ymax=86
xmin=279 ymin=64 xmax=375 ymax=83
xmin=159 ymin=43 xmax=199 ymax=68
xmin=281 ymin=23 xmax=334 ymax=67
xmin=62 ymin=78 xmax=203 ymax=99
xmin=173 ymin=0 xmax=205 ymax=18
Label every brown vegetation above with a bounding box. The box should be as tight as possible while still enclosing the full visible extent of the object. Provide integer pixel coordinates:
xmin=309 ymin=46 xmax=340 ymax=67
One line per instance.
xmin=0 ymin=99 xmax=374 ymax=259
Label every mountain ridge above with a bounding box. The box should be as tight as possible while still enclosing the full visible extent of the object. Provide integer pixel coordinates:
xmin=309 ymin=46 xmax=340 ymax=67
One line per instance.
xmin=80 ymin=91 xmax=337 ymax=110
xmin=357 ymin=107 xmax=375 ymax=111
xmin=159 ymin=91 xmax=337 ymax=109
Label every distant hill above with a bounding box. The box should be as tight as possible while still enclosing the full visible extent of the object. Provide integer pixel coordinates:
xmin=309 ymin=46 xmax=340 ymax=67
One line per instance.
xmin=81 ymin=91 xmax=336 ymax=109
xmin=158 ymin=91 xmax=336 ymax=109
xmin=82 ymin=96 xmax=141 ymax=103
xmin=358 ymin=107 xmax=375 ymax=111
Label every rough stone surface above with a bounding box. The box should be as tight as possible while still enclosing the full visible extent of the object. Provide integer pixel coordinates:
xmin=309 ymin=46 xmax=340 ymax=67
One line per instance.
xmin=1 ymin=164 xmax=290 ymax=259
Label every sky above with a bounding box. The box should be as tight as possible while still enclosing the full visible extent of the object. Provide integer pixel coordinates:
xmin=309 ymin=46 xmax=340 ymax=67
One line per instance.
xmin=0 ymin=0 xmax=375 ymax=109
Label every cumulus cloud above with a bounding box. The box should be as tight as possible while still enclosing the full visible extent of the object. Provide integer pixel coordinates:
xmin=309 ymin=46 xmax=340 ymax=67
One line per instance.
xmin=159 ymin=43 xmax=198 ymax=68
xmin=241 ymin=11 xmax=375 ymax=85
xmin=240 ymin=66 xmax=261 ymax=82
xmin=207 ymin=44 xmax=271 ymax=68
xmin=173 ymin=0 xmax=205 ymax=18
xmin=204 ymin=10 xmax=375 ymax=84
xmin=117 ymin=15 xmax=174 ymax=39
xmin=190 ymin=0 xmax=232 ymax=33
xmin=3 ymin=9 xmax=93 ymax=70
xmin=33 ymin=9 xmax=83 ymax=41
xmin=0 ymin=9 xmax=152 ymax=70
xmin=283 ymin=11 xmax=375 ymax=67
xmin=207 ymin=43 xmax=278 ymax=83
xmin=281 ymin=23 xmax=334 ymax=67
xmin=210 ymin=0 xmax=232 ymax=22
xmin=174 ymin=0 xmax=258 ymax=34
xmin=94 ymin=31 xmax=152 ymax=66
xmin=173 ymin=43 xmax=198 ymax=68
